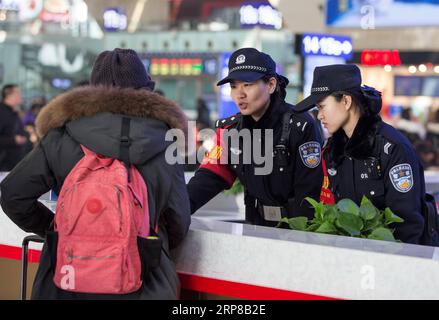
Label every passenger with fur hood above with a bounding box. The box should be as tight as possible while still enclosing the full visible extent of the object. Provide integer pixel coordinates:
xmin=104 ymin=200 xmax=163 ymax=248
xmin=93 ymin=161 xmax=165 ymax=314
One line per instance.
xmin=294 ymin=64 xmax=427 ymax=245
xmin=0 ymin=48 xmax=191 ymax=299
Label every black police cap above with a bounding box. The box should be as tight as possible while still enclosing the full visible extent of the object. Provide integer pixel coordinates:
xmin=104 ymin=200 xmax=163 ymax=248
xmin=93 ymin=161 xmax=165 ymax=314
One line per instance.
xmin=217 ymin=48 xmax=289 ymax=86
xmin=294 ymin=64 xmax=362 ymax=112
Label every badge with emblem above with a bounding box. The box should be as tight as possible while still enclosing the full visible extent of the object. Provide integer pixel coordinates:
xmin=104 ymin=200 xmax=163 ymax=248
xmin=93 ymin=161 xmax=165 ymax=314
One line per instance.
xmin=236 ymin=54 xmax=246 ymax=64
xmin=389 ymin=163 xmax=413 ymax=193
xmin=206 ymin=146 xmax=223 ymax=161
xmin=299 ymin=142 xmax=321 ymax=168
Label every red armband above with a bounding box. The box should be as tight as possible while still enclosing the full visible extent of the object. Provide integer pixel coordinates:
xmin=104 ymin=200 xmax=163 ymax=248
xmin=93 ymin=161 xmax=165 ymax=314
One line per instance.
xmin=320 ymin=148 xmax=335 ymax=205
xmin=199 ymin=128 xmax=236 ymax=187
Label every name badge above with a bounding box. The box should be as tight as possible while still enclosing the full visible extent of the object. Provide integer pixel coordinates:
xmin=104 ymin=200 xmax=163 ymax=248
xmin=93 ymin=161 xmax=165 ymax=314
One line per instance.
xmin=263 ymin=206 xmax=282 ymax=222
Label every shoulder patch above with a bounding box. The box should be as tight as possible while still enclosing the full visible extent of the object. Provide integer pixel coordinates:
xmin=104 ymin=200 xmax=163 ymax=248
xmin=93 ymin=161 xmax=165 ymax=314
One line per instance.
xmin=290 ymin=111 xmax=313 ymax=135
xmin=299 ymin=141 xmax=321 ymax=168
xmin=215 ymin=114 xmax=240 ymax=129
xmin=383 ymin=142 xmax=393 ymax=155
xmin=389 ymin=163 xmax=413 ymax=193
xmin=302 ymin=122 xmax=308 ymax=132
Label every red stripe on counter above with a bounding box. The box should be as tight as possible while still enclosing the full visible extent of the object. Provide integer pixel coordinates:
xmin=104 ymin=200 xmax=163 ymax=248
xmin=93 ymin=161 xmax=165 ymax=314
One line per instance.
xmin=0 ymin=244 xmax=41 ymax=263
xmin=178 ymin=272 xmax=338 ymax=300
xmin=0 ymin=245 xmax=337 ymax=299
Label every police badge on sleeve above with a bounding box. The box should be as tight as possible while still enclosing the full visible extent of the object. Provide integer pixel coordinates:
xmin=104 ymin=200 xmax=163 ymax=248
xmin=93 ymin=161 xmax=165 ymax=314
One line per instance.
xmin=389 ymin=163 xmax=413 ymax=193
xmin=299 ymin=142 xmax=321 ymax=169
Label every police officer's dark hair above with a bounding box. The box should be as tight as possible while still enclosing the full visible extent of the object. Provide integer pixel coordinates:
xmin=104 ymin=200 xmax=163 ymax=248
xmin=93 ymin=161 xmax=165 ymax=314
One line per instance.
xmin=261 ymin=74 xmax=287 ymax=101
xmin=330 ymin=88 xmax=369 ymax=116
xmin=331 ymin=86 xmax=383 ymax=116
xmin=1 ymin=84 xmax=19 ymax=101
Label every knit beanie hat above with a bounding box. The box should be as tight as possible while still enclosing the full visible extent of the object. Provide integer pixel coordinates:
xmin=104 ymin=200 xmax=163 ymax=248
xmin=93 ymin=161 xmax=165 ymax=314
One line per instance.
xmin=90 ymin=48 xmax=155 ymax=91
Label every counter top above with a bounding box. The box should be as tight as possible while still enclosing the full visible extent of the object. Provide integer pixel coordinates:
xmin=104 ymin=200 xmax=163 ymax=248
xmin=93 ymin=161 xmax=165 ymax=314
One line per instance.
xmin=1 ymin=171 xmax=439 ymax=299
xmin=172 ymin=217 xmax=439 ymax=299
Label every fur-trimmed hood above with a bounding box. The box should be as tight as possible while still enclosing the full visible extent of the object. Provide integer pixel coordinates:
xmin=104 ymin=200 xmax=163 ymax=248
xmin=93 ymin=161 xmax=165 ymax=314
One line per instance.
xmin=326 ymin=114 xmax=382 ymax=165
xmin=35 ymin=86 xmax=188 ymax=165
xmin=36 ymin=86 xmax=187 ymax=137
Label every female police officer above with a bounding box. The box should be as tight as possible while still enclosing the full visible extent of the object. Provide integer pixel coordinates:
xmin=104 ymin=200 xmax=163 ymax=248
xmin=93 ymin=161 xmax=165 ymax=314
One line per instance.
xmin=294 ymin=64 xmax=427 ymax=244
xmin=187 ymin=48 xmax=323 ymax=226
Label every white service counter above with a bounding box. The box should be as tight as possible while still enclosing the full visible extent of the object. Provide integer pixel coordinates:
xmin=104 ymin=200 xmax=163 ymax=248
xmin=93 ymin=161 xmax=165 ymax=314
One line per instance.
xmin=1 ymin=171 xmax=439 ymax=299
xmin=173 ymin=217 xmax=439 ymax=299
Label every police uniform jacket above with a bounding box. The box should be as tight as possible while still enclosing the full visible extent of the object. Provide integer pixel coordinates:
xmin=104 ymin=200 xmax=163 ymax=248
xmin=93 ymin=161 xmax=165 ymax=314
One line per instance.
xmin=188 ymin=96 xmax=324 ymax=224
xmin=324 ymin=113 xmax=425 ymax=244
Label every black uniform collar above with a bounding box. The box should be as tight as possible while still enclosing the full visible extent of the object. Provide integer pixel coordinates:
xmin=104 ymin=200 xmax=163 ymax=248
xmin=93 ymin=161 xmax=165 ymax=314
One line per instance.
xmin=241 ymin=96 xmax=288 ymax=129
xmin=327 ymin=114 xmax=381 ymax=164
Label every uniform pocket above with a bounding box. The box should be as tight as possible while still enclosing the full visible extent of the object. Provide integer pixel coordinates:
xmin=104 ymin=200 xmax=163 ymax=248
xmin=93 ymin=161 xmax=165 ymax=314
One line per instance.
xmin=357 ymin=179 xmax=385 ymax=209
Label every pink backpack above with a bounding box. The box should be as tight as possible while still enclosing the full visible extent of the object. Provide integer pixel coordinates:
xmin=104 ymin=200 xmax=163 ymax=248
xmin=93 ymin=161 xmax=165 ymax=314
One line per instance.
xmin=53 ymin=144 xmax=151 ymax=294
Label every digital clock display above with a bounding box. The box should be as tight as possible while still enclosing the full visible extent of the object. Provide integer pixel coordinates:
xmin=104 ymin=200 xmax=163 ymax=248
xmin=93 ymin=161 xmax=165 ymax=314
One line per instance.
xmin=150 ymin=58 xmax=203 ymax=76
xmin=141 ymin=54 xmax=218 ymax=77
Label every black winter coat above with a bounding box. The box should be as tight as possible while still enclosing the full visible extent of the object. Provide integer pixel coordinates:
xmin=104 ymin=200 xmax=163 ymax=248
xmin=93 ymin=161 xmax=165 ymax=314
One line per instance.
xmin=0 ymin=86 xmax=191 ymax=299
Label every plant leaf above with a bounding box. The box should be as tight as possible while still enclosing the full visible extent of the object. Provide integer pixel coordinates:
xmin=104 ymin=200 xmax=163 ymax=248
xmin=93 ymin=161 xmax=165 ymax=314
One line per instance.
xmin=337 ymin=199 xmax=360 ymax=216
xmin=315 ymin=221 xmax=337 ymax=234
xmin=276 ymin=217 xmax=290 ymax=228
xmin=359 ymin=197 xmax=379 ymax=221
xmin=384 ymin=207 xmax=404 ymax=224
xmin=367 ymin=227 xmax=397 ymax=242
xmin=287 ymin=217 xmax=309 ymax=231
xmin=223 ymin=179 xmax=244 ymax=196
xmin=305 ymin=197 xmax=320 ymax=209
xmin=324 ymin=206 xmax=339 ymax=224
xmin=306 ymin=224 xmax=320 ymax=232
xmin=305 ymin=197 xmax=324 ymax=221
xmin=335 ymin=212 xmax=363 ymax=236
xmin=363 ymin=214 xmax=383 ymax=232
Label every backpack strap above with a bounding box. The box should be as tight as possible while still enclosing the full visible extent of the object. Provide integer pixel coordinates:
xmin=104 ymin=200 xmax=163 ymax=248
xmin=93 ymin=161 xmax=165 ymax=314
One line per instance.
xmin=120 ymin=117 xmax=132 ymax=182
xmin=80 ymin=144 xmax=93 ymax=156
xmin=273 ymin=109 xmax=294 ymax=170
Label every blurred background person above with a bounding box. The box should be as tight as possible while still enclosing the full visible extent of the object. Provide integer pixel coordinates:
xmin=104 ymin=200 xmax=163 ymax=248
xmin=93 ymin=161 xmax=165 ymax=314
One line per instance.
xmin=395 ymin=107 xmax=427 ymax=145
xmin=195 ymin=97 xmax=211 ymax=129
xmin=23 ymin=98 xmax=46 ymax=151
xmin=0 ymin=84 xmax=29 ymax=171
xmin=415 ymin=140 xmax=438 ymax=170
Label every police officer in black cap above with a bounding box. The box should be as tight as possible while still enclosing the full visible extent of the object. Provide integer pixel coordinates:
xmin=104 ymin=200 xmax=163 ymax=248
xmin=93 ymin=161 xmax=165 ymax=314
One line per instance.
xmin=187 ymin=48 xmax=323 ymax=226
xmin=294 ymin=64 xmax=433 ymax=244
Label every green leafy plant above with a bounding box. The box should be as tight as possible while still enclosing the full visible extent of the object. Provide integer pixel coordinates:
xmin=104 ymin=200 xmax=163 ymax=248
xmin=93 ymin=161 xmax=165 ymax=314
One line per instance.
xmin=277 ymin=196 xmax=404 ymax=242
xmin=223 ymin=179 xmax=244 ymax=196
